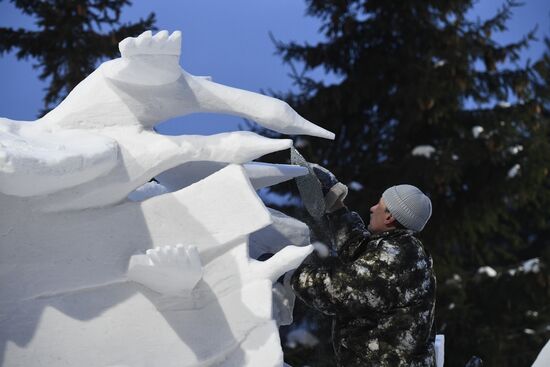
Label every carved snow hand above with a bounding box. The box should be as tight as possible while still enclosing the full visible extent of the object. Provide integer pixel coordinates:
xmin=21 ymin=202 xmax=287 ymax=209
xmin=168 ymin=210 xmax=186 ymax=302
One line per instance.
xmin=128 ymin=244 xmax=203 ymax=295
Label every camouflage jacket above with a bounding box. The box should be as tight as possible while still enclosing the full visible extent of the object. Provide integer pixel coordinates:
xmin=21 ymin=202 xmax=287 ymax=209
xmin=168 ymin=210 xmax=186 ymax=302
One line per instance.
xmin=291 ymin=208 xmax=436 ymax=367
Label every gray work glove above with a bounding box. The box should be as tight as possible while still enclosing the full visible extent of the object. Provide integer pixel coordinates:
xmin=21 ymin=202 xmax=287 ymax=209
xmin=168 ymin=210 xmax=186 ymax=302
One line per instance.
xmin=311 ymin=164 xmax=348 ymax=213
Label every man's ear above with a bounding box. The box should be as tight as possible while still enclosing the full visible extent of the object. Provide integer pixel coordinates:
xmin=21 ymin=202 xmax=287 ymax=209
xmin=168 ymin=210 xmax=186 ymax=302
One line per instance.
xmin=384 ymin=212 xmax=396 ymax=225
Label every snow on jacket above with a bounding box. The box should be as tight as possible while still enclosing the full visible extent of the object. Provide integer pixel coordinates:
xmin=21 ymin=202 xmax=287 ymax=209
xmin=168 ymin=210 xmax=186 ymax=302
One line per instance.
xmin=291 ymin=208 xmax=436 ymax=366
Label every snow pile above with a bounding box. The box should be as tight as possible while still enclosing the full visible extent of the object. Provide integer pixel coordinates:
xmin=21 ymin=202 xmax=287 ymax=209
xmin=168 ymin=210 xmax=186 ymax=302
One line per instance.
xmin=472 ymin=126 xmax=484 ymax=138
xmin=477 ymin=258 xmax=542 ymax=278
xmin=508 ymin=145 xmax=523 ymax=155
xmin=507 ymin=163 xmax=521 ymax=179
xmin=515 ymin=258 xmax=541 ymax=274
xmin=0 ymin=30 xmax=334 ymax=367
xmin=477 ymin=266 xmax=497 ymax=277
xmin=411 ymin=145 xmax=436 ymax=158
xmin=433 ymin=59 xmax=447 ymax=68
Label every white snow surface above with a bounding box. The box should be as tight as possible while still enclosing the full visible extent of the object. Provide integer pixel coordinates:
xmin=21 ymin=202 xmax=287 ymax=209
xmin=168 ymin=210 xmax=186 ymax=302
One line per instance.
xmin=507 ymin=163 xmax=521 ymax=179
xmin=477 ymin=266 xmax=498 ymax=277
xmin=533 ymin=339 xmax=550 ymax=367
xmin=508 ymin=145 xmax=523 ymax=155
xmin=519 ymin=258 xmax=541 ymax=274
xmin=433 ymin=59 xmax=447 ymax=68
xmin=472 ymin=126 xmax=484 ymax=138
xmin=411 ymin=145 xmax=436 ymax=158
xmin=0 ymin=30 xmax=332 ymax=367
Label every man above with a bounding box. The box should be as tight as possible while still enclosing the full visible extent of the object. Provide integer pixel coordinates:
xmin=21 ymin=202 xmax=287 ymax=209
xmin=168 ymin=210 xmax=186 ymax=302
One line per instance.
xmin=291 ymin=166 xmax=436 ymax=366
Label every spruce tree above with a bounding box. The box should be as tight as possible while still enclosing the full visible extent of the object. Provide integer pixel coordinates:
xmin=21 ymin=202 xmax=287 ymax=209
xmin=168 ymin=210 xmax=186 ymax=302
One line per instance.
xmin=0 ymin=0 xmax=156 ymax=114
xmin=262 ymin=1 xmax=550 ymax=366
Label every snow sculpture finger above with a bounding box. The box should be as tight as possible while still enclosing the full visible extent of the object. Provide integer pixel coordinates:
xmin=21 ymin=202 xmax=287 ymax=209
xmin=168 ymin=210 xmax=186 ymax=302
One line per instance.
xmin=0 ymin=30 xmax=333 ymax=367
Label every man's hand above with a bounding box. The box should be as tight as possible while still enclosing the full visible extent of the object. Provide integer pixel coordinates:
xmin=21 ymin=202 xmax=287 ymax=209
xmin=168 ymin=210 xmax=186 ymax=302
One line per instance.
xmin=311 ymin=164 xmax=348 ymax=213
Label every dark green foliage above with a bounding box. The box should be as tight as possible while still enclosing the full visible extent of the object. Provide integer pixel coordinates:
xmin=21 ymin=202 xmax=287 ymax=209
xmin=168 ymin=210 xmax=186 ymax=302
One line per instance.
xmin=281 ymin=301 xmax=336 ymax=366
xmin=437 ymin=262 xmax=550 ymax=366
xmin=0 ymin=0 xmax=156 ymax=115
xmin=259 ymin=1 xmax=550 ymax=366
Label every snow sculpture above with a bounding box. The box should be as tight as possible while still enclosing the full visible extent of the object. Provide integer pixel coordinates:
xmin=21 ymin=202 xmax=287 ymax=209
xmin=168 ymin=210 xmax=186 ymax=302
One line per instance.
xmin=532 ymin=339 xmax=550 ymax=367
xmin=0 ymin=30 xmax=334 ymax=366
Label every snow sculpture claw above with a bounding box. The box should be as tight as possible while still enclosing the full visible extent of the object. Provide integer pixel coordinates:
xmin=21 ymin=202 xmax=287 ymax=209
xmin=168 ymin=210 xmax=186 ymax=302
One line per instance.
xmin=128 ymin=244 xmax=203 ymax=294
xmin=119 ymin=30 xmax=181 ymax=57
xmin=249 ymin=245 xmax=314 ymax=283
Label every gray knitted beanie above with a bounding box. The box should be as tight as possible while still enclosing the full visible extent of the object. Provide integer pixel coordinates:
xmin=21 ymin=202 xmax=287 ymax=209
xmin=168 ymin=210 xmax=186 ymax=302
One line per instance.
xmin=382 ymin=185 xmax=432 ymax=232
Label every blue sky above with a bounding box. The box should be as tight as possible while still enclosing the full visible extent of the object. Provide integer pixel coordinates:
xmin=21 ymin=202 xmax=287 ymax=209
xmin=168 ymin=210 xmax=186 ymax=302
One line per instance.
xmin=0 ymin=0 xmax=548 ymax=135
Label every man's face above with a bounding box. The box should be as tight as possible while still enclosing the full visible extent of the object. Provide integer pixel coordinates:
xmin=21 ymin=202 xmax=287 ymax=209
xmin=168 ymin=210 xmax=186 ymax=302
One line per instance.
xmin=368 ymin=197 xmax=393 ymax=233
